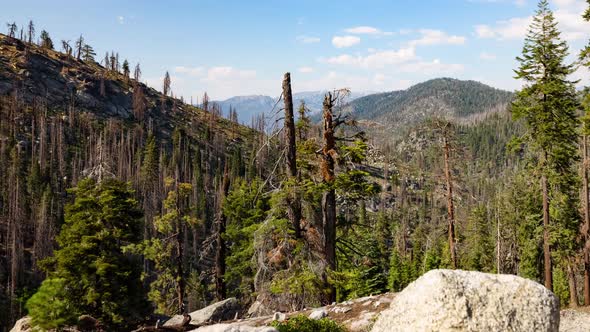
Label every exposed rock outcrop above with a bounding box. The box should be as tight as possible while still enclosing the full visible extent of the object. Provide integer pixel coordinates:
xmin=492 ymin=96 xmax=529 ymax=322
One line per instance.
xmin=9 ymin=316 xmax=32 ymax=332
xmin=559 ymin=309 xmax=590 ymax=332
xmin=371 ymin=269 xmax=560 ymax=332
xmin=164 ymin=298 xmax=241 ymax=327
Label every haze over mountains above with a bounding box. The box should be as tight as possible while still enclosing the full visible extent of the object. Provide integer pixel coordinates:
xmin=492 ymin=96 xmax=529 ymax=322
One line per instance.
xmin=215 ymin=91 xmax=373 ymax=124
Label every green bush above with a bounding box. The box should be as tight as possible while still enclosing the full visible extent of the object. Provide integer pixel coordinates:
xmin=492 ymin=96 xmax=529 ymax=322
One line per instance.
xmin=26 ymin=278 xmax=78 ymax=330
xmin=271 ymin=315 xmax=346 ymax=332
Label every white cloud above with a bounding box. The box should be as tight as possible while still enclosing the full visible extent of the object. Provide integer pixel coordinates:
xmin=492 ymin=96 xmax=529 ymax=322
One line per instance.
xmin=204 ymin=66 xmax=256 ymax=82
xmin=474 ymin=17 xmax=531 ymax=40
xmin=398 ymin=59 xmax=465 ymax=75
xmin=469 ymin=0 xmax=526 ymax=5
xmin=332 ymin=35 xmax=361 ymax=48
xmin=174 ymin=66 xmax=204 ymax=76
xmin=117 ymin=16 xmax=125 ymax=24
xmin=293 ymin=71 xmax=413 ymax=93
xmin=344 ymin=26 xmax=394 ymax=36
xmin=474 ymin=0 xmax=590 ymax=42
xmin=296 ymin=35 xmax=320 ymax=44
xmin=322 ymin=47 xmax=416 ymax=68
xmin=480 ymin=52 xmax=497 ymax=60
xmin=408 ymin=29 xmax=466 ymax=47
xmin=298 ymin=66 xmax=314 ymax=73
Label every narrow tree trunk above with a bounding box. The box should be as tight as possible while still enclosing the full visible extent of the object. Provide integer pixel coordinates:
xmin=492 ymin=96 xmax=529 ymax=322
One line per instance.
xmin=542 ymin=169 xmax=552 ymax=290
xmin=321 ymin=93 xmax=336 ymax=304
xmin=282 ymin=73 xmax=301 ymax=238
xmin=215 ymin=164 xmax=230 ymax=301
xmin=568 ymin=261 xmax=579 ymax=308
xmin=583 ymin=135 xmax=590 ymax=305
xmin=443 ymin=136 xmax=457 ymax=269
xmin=497 ymin=206 xmax=501 ymax=274
xmin=175 ymin=173 xmax=185 ymax=314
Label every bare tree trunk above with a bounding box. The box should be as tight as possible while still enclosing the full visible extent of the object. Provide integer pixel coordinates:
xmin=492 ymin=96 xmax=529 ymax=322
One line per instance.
xmin=282 ymin=73 xmax=301 ymax=238
xmin=320 ymin=93 xmax=336 ymax=304
xmin=542 ymin=168 xmax=552 ymax=290
xmin=215 ymin=164 xmax=230 ymax=300
xmin=568 ymin=261 xmax=579 ymax=308
xmin=443 ymin=136 xmax=457 ymax=269
xmin=583 ymin=135 xmax=590 ymax=305
xmin=175 ymin=171 xmax=185 ymax=314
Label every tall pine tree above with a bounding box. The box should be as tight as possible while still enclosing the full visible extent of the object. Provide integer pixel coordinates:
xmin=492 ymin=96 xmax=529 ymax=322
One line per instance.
xmin=512 ymin=0 xmax=580 ymax=291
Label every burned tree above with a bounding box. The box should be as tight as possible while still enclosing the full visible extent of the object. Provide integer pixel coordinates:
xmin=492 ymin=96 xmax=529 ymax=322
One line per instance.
xmin=163 ymin=71 xmax=171 ymax=96
xmin=282 ymin=72 xmax=301 ymax=238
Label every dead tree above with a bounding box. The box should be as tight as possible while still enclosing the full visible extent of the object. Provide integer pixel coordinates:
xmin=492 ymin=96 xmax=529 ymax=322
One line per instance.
xmin=75 ymin=35 xmax=84 ymax=60
xmin=282 ymin=73 xmax=301 ymax=238
xmin=428 ymin=118 xmax=458 ymax=269
xmin=163 ymin=71 xmax=171 ymax=96
xmin=583 ymin=135 xmax=590 ymax=304
xmin=320 ymin=92 xmax=337 ymax=303
xmin=214 ymin=163 xmax=231 ymax=300
xmin=27 ymin=20 xmax=35 ymax=44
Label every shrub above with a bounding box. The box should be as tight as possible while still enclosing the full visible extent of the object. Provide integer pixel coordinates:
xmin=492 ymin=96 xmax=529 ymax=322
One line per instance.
xmin=26 ymin=278 xmax=78 ymax=330
xmin=271 ymin=315 xmax=346 ymax=332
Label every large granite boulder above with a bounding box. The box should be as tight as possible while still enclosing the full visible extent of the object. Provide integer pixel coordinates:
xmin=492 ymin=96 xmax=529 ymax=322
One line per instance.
xmin=371 ymin=269 xmax=559 ymax=332
xmin=164 ymin=298 xmax=241 ymax=327
xmin=9 ymin=316 xmax=32 ymax=332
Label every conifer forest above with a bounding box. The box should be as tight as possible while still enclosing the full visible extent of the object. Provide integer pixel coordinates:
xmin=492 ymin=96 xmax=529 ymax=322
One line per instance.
xmin=3 ymin=0 xmax=590 ymax=331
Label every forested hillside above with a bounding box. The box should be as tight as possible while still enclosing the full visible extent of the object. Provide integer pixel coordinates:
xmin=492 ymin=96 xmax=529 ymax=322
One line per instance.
xmin=344 ymin=78 xmax=514 ymax=142
xmin=3 ymin=1 xmax=590 ymax=330
xmin=0 ymin=31 xmax=264 ymax=329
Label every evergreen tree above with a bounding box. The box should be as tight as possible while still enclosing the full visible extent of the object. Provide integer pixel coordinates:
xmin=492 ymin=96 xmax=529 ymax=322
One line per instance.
xmin=39 ymin=30 xmax=53 ymax=49
xmin=125 ymin=178 xmax=197 ymax=315
xmin=122 ymin=59 xmax=130 ymax=80
xmin=512 ymin=0 xmax=580 ymax=291
xmin=29 ymin=179 xmax=149 ymax=329
xmin=223 ymin=178 xmax=269 ymax=299
xmin=81 ymin=44 xmax=96 ymax=62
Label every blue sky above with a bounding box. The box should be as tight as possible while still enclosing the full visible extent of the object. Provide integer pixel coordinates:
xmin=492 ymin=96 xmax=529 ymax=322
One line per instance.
xmin=2 ymin=0 xmax=590 ymax=100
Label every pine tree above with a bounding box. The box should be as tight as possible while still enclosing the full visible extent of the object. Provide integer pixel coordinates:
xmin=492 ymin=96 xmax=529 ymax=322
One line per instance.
xmin=126 ymin=178 xmax=197 ymax=315
xmin=580 ymin=0 xmax=590 ymax=306
xmin=39 ymin=30 xmax=53 ymax=49
xmin=30 ymin=179 xmax=149 ymax=329
xmin=512 ymin=0 xmax=580 ymax=291
xmin=122 ymin=59 xmax=130 ymax=80
xmin=6 ymin=22 xmax=17 ymax=38
xmin=81 ymin=44 xmax=96 ymax=62
xmin=163 ymin=71 xmax=171 ymax=96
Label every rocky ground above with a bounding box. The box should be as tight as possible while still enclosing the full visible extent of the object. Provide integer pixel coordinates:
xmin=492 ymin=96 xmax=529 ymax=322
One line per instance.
xmin=11 ymin=270 xmax=590 ymax=332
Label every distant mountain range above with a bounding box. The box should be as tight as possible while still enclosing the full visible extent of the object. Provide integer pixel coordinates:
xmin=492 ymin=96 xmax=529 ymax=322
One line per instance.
xmin=342 ymin=78 xmax=514 ymax=140
xmin=215 ymin=79 xmax=513 ymax=136
xmin=215 ymin=91 xmax=373 ymax=124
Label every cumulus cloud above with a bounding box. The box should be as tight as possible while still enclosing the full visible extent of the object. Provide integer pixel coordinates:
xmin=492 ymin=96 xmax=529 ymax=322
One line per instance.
xmin=296 ymin=35 xmax=321 ymax=44
xmin=408 ymin=29 xmax=466 ymax=47
xmin=398 ymin=59 xmax=465 ymax=75
xmin=474 ymin=17 xmax=531 ymax=40
xmin=321 ymin=47 xmax=416 ymax=68
xmin=117 ymin=16 xmax=125 ymax=24
xmin=474 ymin=0 xmax=590 ymax=42
xmin=204 ymin=66 xmax=256 ymax=81
xmin=332 ymin=35 xmax=361 ymax=48
xmin=344 ymin=26 xmax=394 ymax=36
xmin=174 ymin=66 xmax=204 ymax=76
